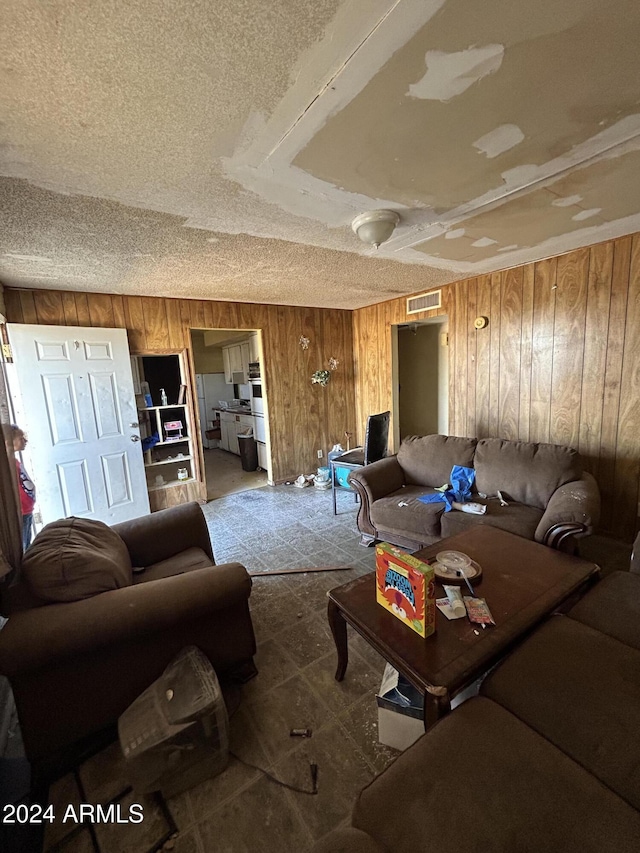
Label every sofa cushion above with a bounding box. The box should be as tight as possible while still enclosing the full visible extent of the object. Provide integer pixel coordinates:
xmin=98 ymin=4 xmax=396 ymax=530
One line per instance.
xmin=351 ymin=696 xmax=640 ymax=853
xmin=474 ymin=438 xmax=582 ymax=509
xmin=371 ymin=487 xmax=445 ymax=540
xmin=311 ymin=827 xmax=386 ymax=853
xmin=567 ymin=571 xmax=640 ymax=650
xmin=481 ymin=615 xmax=640 ymax=811
xmin=440 ymin=499 xmax=543 ymax=541
xmin=397 ymin=434 xmax=477 ymax=488
xmin=134 ymin=546 xmax=214 ymax=584
xmin=22 ymin=517 xmax=132 ymax=602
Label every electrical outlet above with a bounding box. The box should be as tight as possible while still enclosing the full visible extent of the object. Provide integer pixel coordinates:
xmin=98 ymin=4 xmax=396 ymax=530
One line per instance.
xmin=317 ymin=449 xmax=323 ymax=459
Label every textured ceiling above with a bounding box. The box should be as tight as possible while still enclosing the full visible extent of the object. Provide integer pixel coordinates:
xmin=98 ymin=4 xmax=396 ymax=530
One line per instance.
xmin=1 ymin=0 xmax=640 ymax=309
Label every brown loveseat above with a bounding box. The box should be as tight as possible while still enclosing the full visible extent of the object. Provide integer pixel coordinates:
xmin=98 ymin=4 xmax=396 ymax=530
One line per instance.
xmin=312 ymin=561 xmax=640 ymax=853
xmin=0 ymin=502 xmax=256 ymax=771
xmin=349 ymin=434 xmax=600 ymax=552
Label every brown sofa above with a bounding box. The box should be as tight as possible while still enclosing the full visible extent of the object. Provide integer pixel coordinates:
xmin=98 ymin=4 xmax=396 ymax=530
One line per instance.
xmin=349 ymin=434 xmax=600 ymax=552
xmin=312 ymin=562 xmax=640 ymax=853
xmin=0 ymin=502 xmax=256 ymax=771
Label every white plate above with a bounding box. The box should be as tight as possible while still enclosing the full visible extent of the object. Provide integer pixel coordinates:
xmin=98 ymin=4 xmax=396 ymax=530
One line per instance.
xmin=432 ymin=558 xmax=482 ymax=583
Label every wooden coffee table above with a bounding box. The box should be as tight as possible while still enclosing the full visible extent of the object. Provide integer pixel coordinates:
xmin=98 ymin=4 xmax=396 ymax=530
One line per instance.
xmin=327 ymin=526 xmax=599 ymax=730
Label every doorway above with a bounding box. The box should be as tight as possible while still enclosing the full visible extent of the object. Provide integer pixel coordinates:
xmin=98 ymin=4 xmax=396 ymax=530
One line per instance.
xmin=190 ymin=328 xmax=269 ymax=501
xmin=392 ymin=318 xmax=449 ymax=447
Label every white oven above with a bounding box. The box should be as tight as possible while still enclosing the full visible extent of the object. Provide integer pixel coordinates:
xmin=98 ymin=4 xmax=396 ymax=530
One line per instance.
xmin=250 ymin=382 xmax=264 ymax=415
xmin=254 ymin=413 xmax=266 ymax=443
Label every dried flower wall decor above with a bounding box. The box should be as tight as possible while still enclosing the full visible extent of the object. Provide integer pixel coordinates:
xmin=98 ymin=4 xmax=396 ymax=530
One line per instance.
xmin=311 ymin=369 xmax=331 ymax=387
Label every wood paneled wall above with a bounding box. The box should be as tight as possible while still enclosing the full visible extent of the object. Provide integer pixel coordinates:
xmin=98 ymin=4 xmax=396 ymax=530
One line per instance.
xmin=3 ymin=289 xmax=357 ymax=486
xmin=6 ymin=230 xmax=640 ymax=538
xmin=354 ymin=234 xmax=640 ymax=540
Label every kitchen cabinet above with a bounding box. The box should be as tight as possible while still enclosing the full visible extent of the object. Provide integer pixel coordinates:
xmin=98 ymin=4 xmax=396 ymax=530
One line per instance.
xmin=219 ymin=410 xmax=254 ymax=456
xmin=230 ymin=345 xmax=243 ymax=374
xmin=222 ymin=339 xmax=255 ymax=384
xmin=229 ymin=425 xmax=239 ymax=455
xmin=241 ymin=342 xmax=250 ymax=379
xmin=220 ymin=416 xmax=231 ymax=452
xmin=223 ymin=343 xmax=247 ymax=384
xmin=220 ymin=411 xmax=237 ymax=453
xmin=257 ymin=441 xmax=267 ymax=471
xmin=223 ymin=348 xmax=232 ymax=384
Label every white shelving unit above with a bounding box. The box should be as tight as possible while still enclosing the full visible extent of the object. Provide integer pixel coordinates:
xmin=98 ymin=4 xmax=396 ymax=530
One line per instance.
xmin=139 ymin=403 xmax=195 ymax=491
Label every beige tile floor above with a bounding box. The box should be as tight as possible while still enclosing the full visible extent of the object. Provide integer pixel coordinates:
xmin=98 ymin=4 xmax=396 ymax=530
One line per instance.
xmin=203 ymin=448 xmax=267 ymax=501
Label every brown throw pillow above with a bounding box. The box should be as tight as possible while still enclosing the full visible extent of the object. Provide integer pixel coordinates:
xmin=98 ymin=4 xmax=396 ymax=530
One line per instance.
xmin=22 ymin=517 xmax=133 ymax=602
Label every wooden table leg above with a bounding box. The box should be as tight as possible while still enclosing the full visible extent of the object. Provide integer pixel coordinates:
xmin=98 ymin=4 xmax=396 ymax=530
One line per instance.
xmin=327 ymin=599 xmax=348 ymax=681
xmin=423 ymin=691 xmax=451 ymax=730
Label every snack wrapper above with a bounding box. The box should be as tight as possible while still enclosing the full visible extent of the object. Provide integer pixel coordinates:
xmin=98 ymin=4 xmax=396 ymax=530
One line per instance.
xmin=463 ymin=596 xmax=495 ymax=625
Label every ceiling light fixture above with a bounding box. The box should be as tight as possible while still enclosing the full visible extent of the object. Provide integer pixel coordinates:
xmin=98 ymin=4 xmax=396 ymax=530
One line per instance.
xmin=351 ymin=210 xmax=400 ymax=249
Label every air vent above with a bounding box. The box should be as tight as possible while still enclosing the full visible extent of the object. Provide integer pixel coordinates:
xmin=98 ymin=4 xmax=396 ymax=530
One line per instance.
xmin=406 ymin=289 xmax=442 ymax=315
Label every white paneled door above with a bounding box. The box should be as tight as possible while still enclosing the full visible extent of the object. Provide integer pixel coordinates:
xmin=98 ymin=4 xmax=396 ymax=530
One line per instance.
xmin=7 ymin=324 xmax=150 ymax=526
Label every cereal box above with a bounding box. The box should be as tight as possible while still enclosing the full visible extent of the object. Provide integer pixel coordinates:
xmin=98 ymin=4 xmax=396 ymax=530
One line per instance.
xmin=375 ymin=543 xmax=436 ymax=638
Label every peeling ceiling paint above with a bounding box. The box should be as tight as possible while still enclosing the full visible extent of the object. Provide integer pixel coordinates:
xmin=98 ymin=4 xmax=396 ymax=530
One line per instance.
xmin=407 ymin=44 xmax=505 ymax=101
xmin=473 ymin=124 xmax=524 ymax=159
xmin=1 ymin=0 xmax=640 ymax=308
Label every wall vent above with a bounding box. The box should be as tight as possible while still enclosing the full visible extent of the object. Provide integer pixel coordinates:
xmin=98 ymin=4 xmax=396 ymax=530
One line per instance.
xmin=406 ymin=290 xmax=442 ymax=315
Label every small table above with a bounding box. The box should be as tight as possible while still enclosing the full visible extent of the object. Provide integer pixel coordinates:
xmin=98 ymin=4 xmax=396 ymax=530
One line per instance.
xmin=327 ymin=526 xmax=599 ymax=730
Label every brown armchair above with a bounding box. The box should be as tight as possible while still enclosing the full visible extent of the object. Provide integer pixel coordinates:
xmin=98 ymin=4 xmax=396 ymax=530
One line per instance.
xmin=0 ymin=502 xmax=256 ymax=771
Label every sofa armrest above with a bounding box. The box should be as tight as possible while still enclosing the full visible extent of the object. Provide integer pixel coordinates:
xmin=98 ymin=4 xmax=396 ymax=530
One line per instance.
xmin=112 ymin=501 xmax=214 ymax=566
xmin=535 ymin=472 xmax=601 ymax=551
xmin=348 ymin=457 xmax=405 ymax=503
xmin=0 ymin=562 xmax=250 ymax=675
xmin=349 ymin=457 xmax=406 ymax=541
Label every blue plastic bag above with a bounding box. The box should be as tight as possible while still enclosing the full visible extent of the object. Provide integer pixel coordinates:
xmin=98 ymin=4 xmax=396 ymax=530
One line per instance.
xmin=417 ymin=465 xmax=476 ymax=512
xmin=141 ymin=432 xmax=160 ymax=452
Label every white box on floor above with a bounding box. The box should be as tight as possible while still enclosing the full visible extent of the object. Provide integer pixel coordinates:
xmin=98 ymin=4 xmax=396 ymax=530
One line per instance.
xmin=377 ymin=665 xmax=483 ymax=751
xmin=376 ymin=664 xmax=424 ymax=751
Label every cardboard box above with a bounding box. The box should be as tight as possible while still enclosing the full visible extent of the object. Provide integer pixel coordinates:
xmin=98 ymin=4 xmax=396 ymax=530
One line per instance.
xmin=375 ymin=543 xmax=436 ymax=637
xmin=377 ymin=664 xmax=424 ymax=751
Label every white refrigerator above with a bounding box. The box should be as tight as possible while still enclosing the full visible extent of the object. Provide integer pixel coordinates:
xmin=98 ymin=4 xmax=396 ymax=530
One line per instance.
xmin=196 ymin=373 xmax=233 ymax=449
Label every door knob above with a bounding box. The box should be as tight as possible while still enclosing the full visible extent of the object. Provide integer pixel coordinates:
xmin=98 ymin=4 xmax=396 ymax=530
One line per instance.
xmin=130 ymin=435 xmax=140 ymax=442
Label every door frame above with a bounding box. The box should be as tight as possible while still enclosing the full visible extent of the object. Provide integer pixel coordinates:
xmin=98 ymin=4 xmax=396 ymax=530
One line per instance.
xmin=134 ymin=348 xmax=207 ymax=503
xmin=188 ymin=327 xmax=272 ymax=485
xmin=391 ymin=316 xmax=449 ymax=449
